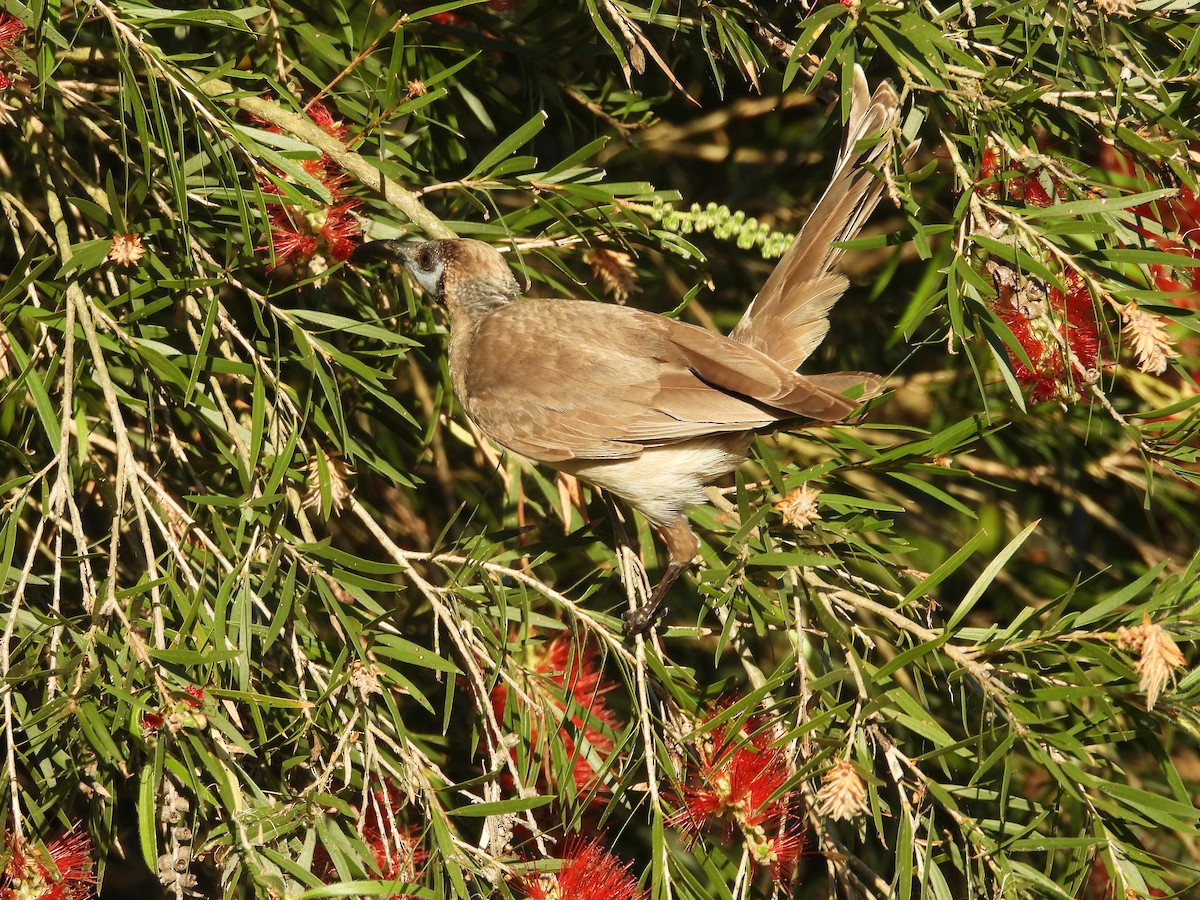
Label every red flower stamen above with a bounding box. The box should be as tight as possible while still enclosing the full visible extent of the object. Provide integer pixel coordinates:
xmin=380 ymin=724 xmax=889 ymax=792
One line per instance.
xmin=521 ymin=839 xmax=647 ymax=900
xmin=264 ymin=207 xmax=320 ymax=268
xmin=974 ymin=142 xmax=1066 ymax=209
xmin=312 ymin=780 xmax=424 ymax=897
xmin=0 ymin=12 xmax=26 ymax=49
xmin=1 ymin=828 xmax=97 ymax=900
xmin=253 ymin=93 xmax=361 ymax=274
xmin=320 ymin=202 xmax=363 ymax=262
xmin=490 ymin=634 xmax=623 ymax=800
xmin=991 ymin=268 xmax=1100 ymax=403
xmin=670 ymin=710 xmax=805 ymax=883
xmin=1099 ymin=142 xmax=1200 ymax=308
xmin=430 ymin=11 xmax=469 ymax=26
xmin=140 ymin=712 xmax=164 ymax=732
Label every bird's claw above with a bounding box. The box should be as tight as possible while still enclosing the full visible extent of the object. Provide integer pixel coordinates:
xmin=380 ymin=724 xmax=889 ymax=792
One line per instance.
xmin=621 ymin=602 xmax=668 ymax=638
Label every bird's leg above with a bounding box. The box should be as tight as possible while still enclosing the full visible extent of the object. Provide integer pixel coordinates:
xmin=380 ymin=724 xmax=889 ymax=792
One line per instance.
xmin=621 ymin=517 xmax=699 ymax=637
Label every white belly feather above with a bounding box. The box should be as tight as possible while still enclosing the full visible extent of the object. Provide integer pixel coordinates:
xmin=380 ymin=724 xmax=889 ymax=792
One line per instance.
xmin=557 ymin=435 xmax=750 ymax=525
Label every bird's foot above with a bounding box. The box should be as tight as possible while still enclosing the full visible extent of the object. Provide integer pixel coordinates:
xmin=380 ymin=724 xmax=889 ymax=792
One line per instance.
xmin=621 ymin=600 xmax=668 ymax=638
xmin=621 ymin=560 xmax=686 ymax=638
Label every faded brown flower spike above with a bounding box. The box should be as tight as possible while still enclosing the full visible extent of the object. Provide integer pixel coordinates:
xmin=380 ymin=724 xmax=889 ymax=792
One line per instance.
xmin=775 ymin=485 xmax=822 ymax=529
xmin=585 ymin=247 xmax=637 ymax=304
xmin=108 ymin=232 xmax=145 ymax=267
xmin=1117 ymin=614 xmax=1186 ymax=710
xmin=303 ymin=448 xmax=354 ymax=514
xmin=1120 ymin=301 xmax=1179 ymax=376
xmin=815 ymin=757 xmax=868 ymax=821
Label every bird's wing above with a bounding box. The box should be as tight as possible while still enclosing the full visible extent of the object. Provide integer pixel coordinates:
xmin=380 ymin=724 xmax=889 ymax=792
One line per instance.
xmin=459 ymin=301 xmax=868 ymax=463
xmin=662 ymin=319 xmax=873 ymax=419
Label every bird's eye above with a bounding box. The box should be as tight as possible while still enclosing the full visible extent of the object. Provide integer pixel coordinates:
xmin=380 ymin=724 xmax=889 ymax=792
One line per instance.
xmin=416 ymin=247 xmax=434 ymax=270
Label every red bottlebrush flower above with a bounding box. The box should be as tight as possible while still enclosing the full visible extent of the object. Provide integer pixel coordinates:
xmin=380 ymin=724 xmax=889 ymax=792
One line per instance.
xmin=360 ymin=784 xmax=425 ymax=887
xmin=1 ymin=12 xmax=28 ymax=92
xmin=430 ymin=11 xmax=469 ymax=26
xmin=521 ymin=839 xmax=647 ymax=900
xmin=263 ymin=198 xmax=361 ymax=270
xmin=301 ymin=158 xmax=348 ymax=200
xmin=975 ymin=145 xmax=1002 ymax=199
xmin=320 ymin=202 xmax=363 ymax=262
xmin=990 ymin=266 xmax=1100 ymax=403
xmin=312 ymin=781 xmax=424 ymax=897
xmin=673 ymin=716 xmax=792 ymax=832
xmin=0 ymin=13 xmax=25 ymax=49
xmin=1099 ymin=142 xmax=1200 ymax=308
xmin=305 ymin=100 xmax=349 ymax=141
xmin=760 ymin=812 xmax=807 ymax=883
xmin=250 ymin=92 xmax=360 ymax=273
xmin=1008 ymin=171 xmax=1054 ymax=207
xmin=249 ymin=95 xmax=350 ymax=143
xmin=1 ymin=829 xmax=97 ymax=900
xmin=670 ymin=710 xmax=804 ymax=882
xmin=490 ymin=634 xmax=623 ymax=800
xmin=979 ymin=145 xmax=1001 ymax=182
xmin=138 ymin=686 xmax=208 ymax=734
xmin=973 ymin=142 xmax=1065 ymax=209
xmin=140 ymin=712 xmax=164 ymax=732
xmin=266 ymin=211 xmax=319 ymax=268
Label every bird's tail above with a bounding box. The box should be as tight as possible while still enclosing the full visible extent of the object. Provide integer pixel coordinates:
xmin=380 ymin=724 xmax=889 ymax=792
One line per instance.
xmin=730 ymin=66 xmax=906 ymax=373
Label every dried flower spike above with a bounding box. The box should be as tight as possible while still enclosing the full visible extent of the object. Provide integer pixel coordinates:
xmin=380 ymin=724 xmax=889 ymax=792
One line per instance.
xmin=303 ymin=448 xmax=354 ymax=513
xmin=108 ymin=233 xmax=145 ymax=268
xmin=775 ymin=485 xmax=821 ymax=529
xmin=585 ymin=247 xmax=638 ymax=304
xmin=347 ymin=660 xmax=383 ymax=699
xmin=1120 ymin=301 xmax=1179 ymax=375
xmin=815 ymin=757 xmax=868 ymax=822
xmin=1117 ymin=614 xmax=1186 ymax=710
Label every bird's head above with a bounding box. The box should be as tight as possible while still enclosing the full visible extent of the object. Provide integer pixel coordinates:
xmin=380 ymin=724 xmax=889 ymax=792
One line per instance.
xmin=351 ymin=238 xmax=520 ymax=322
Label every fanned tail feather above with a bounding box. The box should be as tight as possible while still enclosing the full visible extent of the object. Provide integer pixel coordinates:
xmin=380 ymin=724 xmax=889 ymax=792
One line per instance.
xmin=730 ymin=66 xmax=905 ymax=374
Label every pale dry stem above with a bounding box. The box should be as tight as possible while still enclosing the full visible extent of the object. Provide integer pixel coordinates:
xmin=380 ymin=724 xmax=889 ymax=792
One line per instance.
xmin=348 ymin=496 xmax=550 ymax=862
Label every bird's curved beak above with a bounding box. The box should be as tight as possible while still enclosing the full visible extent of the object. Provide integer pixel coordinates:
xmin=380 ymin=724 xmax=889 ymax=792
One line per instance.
xmin=350 ymin=240 xmax=416 ymax=265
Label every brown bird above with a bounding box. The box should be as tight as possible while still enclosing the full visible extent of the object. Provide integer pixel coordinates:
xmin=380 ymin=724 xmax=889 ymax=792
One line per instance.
xmin=354 ymin=67 xmax=901 ymax=636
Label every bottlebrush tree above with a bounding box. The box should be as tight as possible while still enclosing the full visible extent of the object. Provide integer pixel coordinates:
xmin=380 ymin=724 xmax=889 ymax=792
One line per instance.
xmin=1 ymin=1 xmax=1199 ymax=899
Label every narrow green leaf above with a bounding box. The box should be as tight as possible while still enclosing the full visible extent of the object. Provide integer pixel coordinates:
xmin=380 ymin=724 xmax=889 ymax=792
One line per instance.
xmin=446 ymin=795 xmax=552 ymax=817
xmin=466 ymin=112 xmax=548 ymax=181
xmin=947 ymin=520 xmax=1040 ymax=630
